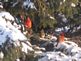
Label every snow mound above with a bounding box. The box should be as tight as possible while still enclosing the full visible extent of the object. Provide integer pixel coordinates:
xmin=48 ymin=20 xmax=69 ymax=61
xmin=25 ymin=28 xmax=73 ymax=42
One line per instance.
xmin=0 ymin=13 xmax=26 ymax=45
xmin=0 ymin=11 xmax=33 ymax=54
xmin=38 ymin=41 xmax=81 ymax=61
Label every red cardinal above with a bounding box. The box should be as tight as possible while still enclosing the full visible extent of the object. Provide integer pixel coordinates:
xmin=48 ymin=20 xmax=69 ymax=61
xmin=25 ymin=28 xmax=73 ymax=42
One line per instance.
xmin=25 ymin=17 xmax=32 ymax=29
xmin=59 ymin=32 xmax=65 ymax=43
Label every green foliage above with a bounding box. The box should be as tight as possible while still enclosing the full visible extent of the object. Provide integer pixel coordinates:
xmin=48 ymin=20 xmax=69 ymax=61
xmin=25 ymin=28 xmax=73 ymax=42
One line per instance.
xmin=6 ymin=0 xmax=81 ymax=32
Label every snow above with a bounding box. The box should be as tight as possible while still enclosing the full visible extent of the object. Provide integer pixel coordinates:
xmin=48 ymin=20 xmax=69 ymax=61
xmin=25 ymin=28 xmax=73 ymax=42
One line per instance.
xmin=0 ymin=5 xmax=3 ymax=8
xmin=12 ymin=2 xmax=18 ymax=7
xmin=0 ymin=11 xmax=14 ymax=21
xmin=55 ymin=26 xmax=70 ymax=33
xmin=0 ymin=20 xmax=27 ymax=44
xmin=38 ymin=52 xmax=69 ymax=61
xmin=0 ymin=11 xmax=27 ymax=45
xmin=71 ymin=3 xmax=76 ymax=7
xmin=23 ymin=0 xmax=37 ymax=10
xmin=58 ymin=13 xmax=68 ymax=23
xmin=0 ymin=2 xmax=3 ymax=8
xmin=21 ymin=42 xmax=33 ymax=54
xmin=0 ymin=11 xmax=33 ymax=54
xmin=64 ymin=26 xmax=70 ymax=32
xmin=55 ymin=27 xmax=64 ymax=32
xmin=11 ymin=0 xmax=37 ymax=10
xmin=0 ymin=51 xmax=4 ymax=59
xmin=38 ymin=41 xmax=81 ymax=61
xmin=15 ymin=59 xmax=20 ymax=61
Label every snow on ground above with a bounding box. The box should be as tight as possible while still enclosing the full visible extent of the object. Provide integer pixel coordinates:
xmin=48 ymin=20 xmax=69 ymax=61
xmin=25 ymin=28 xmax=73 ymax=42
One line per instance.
xmin=38 ymin=51 xmax=81 ymax=61
xmin=0 ymin=11 xmax=33 ymax=54
xmin=38 ymin=41 xmax=81 ymax=61
xmin=0 ymin=12 xmax=27 ymax=44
